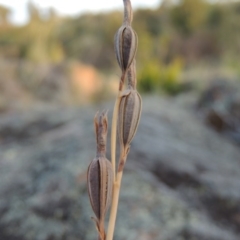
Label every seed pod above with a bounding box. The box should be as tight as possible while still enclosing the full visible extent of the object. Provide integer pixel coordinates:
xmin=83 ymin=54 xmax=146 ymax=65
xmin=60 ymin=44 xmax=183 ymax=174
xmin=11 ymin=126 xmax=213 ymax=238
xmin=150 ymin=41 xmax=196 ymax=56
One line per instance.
xmin=87 ymin=111 xmax=113 ymax=240
xmin=118 ymin=89 xmax=142 ymax=151
xmin=114 ymin=25 xmax=138 ymax=84
xmin=87 ymin=157 xmax=113 ymax=240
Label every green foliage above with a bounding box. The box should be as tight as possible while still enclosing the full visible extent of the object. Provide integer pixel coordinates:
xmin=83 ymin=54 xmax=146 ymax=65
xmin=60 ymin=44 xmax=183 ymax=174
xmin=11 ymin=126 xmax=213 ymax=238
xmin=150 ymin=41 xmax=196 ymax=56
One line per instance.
xmin=56 ymin=12 xmax=121 ymax=69
xmin=0 ymin=3 xmax=63 ymax=63
xmin=0 ymin=0 xmax=240 ymax=72
xmin=138 ymin=59 xmax=184 ymax=95
xmin=207 ymin=5 xmax=223 ymax=29
xmin=171 ymin=0 xmax=209 ymax=35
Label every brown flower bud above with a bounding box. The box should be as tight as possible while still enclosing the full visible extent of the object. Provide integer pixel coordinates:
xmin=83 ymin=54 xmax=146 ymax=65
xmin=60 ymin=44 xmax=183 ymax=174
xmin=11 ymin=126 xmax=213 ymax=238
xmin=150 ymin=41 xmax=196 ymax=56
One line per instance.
xmin=118 ymin=89 xmax=142 ymax=152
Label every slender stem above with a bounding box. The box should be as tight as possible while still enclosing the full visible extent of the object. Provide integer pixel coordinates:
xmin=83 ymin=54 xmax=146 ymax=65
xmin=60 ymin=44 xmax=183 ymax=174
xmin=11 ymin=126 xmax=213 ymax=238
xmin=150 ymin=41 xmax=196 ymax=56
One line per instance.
xmin=106 ymin=179 xmax=121 ymax=240
xmin=106 ymin=151 xmax=126 ymax=240
xmin=106 ymin=92 xmax=121 ymax=240
xmin=110 ymin=92 xmax=121 ymax=181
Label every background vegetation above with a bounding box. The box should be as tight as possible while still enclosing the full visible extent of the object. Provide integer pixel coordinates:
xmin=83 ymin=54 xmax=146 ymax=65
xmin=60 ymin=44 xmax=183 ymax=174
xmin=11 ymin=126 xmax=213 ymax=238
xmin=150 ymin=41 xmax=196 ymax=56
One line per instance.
xmin=0 ymin=0 xmax=240 ymax=108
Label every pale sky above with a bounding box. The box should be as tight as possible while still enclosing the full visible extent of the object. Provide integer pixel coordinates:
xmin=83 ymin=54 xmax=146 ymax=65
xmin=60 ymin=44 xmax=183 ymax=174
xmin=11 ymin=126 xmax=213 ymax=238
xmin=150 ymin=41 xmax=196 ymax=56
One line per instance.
xmin=0 ymin=0 xmax=162 ymax=25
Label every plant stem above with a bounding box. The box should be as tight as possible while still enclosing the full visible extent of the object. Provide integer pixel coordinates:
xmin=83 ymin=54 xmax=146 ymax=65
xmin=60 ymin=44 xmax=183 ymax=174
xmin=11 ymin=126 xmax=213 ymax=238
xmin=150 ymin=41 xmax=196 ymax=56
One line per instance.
xmin=106 ymin=89 xmax=121 ymax=240
xmin=106 ymin=151 xmax=126 ymax=240
xmin=110 ymin=92 xmax=121 ymax=181
xmin=106 ymin=179 xmax=121 ymax=240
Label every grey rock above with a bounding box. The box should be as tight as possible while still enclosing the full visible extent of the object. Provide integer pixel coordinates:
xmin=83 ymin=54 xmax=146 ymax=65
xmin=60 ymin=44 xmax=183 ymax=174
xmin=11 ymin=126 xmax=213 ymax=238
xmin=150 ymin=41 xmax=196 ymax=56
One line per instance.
xmin=0 ymin=96 xmax=240 ymax=240
xmin=197 ymin=80 xmax=240 ymax=145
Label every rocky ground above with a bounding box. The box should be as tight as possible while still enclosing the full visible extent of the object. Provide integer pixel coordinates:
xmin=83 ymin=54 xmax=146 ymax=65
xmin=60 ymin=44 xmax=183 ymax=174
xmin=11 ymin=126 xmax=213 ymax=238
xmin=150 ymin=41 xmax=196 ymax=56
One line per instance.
xmin=0 ymin=93 xmax=240 ymax=240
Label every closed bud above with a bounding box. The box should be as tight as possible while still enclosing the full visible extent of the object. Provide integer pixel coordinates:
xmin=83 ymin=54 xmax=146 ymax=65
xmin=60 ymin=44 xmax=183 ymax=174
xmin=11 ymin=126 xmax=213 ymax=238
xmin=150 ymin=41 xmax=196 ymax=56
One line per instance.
xmin=118 ymin=89 xmax=142 ymax=151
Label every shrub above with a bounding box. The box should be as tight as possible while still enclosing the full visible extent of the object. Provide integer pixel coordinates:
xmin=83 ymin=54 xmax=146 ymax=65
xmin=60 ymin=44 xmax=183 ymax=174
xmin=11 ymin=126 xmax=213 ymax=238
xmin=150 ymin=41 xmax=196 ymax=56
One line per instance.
xmin=138 ymin=58 xmax=183 ymax=95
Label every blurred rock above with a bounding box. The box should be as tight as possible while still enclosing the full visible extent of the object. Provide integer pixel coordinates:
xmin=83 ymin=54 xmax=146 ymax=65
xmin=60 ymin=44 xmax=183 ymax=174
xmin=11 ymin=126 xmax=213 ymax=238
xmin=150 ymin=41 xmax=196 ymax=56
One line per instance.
xmin=197 ymin=79 xmax=240 ymax=145
xmin=0 ymin=96 xmax=240 ymax=240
